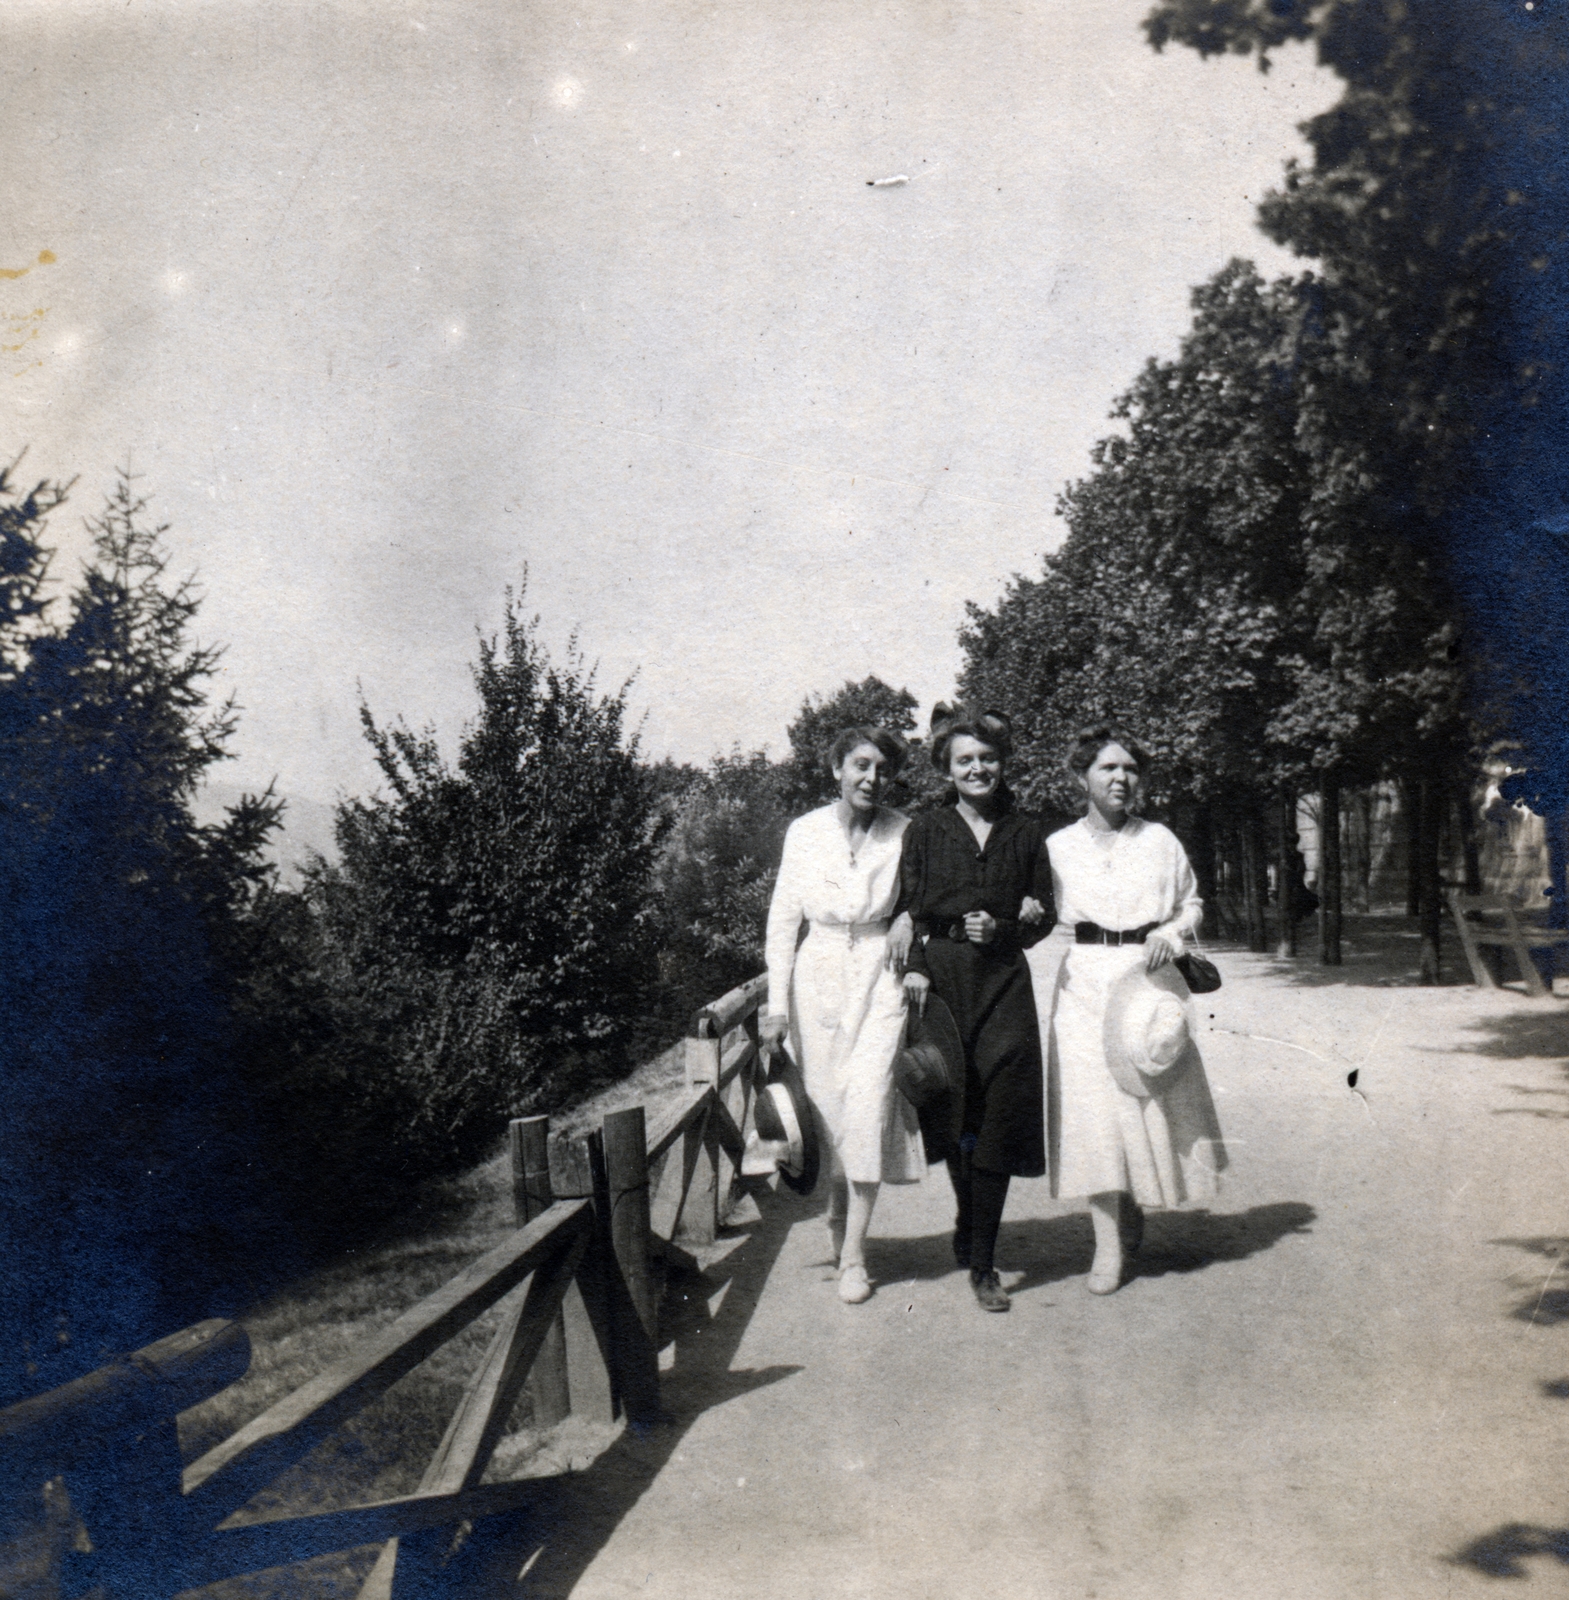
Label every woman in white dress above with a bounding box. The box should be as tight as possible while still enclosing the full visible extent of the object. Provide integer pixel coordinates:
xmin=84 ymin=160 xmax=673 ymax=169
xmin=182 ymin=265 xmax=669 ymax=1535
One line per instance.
xmin=1045 ymin=727 xmax=1227 ymax=1294
xmin=761 ymin=726 xmax=923 ymax=1305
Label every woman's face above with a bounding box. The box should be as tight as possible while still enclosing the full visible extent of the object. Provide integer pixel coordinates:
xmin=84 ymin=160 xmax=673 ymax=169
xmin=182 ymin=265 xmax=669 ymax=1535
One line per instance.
xmin=835 ymin=742 xmax=891 ymax=814
xmin=1080 ymin=742 xmax=1141 ymax=816
xmin=946 ymin=734 xmax=1003 ymax=804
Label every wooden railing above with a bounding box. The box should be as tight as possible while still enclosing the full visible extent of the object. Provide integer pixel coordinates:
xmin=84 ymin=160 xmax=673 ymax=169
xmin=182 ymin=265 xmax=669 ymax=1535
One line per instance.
xmin=0 ymin=974 xmax=773 ymax=1600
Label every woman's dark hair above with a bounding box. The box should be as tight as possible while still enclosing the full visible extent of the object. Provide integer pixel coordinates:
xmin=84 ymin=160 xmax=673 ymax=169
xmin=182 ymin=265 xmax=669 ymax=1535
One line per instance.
xmin=1066 ymin=724 xmax=1152 ymax=776
xmin=928 ymin=702 xmax=1013 ymax=771
xmin=827 ymin=724 xmax=907 ymax=777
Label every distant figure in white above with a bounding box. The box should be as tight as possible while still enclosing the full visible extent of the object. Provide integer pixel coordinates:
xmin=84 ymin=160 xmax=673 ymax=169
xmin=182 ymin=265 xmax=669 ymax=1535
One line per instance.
xmin=1043 ymin=726 xmax=1227 ymax=1295
xmin=760 ymin=727 xmax=923 ymax=1305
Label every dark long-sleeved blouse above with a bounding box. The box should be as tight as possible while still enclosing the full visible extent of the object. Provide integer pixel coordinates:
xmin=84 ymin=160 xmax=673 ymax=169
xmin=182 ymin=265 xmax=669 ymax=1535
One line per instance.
xmin=897 ymin=793 xmax=1056 ymax=976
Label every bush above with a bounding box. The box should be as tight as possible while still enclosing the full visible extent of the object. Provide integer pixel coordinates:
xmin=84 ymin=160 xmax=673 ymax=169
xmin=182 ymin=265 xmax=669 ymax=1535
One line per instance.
xmin=651 ymin=750 xmax=793 ymax=1022
xmin=304 ymin=596 xmax=667 ymax=1170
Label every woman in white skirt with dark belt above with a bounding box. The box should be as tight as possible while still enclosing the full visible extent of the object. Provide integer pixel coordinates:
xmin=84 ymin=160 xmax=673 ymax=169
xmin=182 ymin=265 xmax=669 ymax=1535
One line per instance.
xmin=1044 ymin=727 xmax=1227 ymax=1294
xmin=761 ymin=726 xmax=923 ymax=1305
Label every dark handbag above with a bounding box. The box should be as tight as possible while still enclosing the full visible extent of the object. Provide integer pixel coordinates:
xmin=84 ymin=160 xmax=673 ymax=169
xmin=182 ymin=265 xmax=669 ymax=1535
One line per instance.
xmin=1175 ymin=951 xmax=1222 ymax=994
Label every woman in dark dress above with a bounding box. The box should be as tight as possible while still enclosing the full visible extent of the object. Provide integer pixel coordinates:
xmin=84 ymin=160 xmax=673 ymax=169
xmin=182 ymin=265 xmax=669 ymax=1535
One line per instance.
xmin=892 ymin=705 xmax=1054 ymax=1312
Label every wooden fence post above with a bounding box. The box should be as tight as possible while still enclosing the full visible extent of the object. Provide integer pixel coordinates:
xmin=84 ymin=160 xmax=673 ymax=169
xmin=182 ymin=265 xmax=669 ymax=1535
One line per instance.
xmin=551 ymin=1137 xmax=615 ymax=1426
xmin=509 ymin=1116 xmax=570 ymax=1430
xmin=601 ymin=1109 xmax=660 ymax=1425
xmin=679 ymin=1034 xmax=720 ymax=1246
xmin=582 ymin=1128 xmax=653 ymax=1425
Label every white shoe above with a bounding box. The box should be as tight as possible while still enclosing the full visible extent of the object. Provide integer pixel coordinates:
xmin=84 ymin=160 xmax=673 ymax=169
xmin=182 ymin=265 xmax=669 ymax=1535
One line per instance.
xmin=1086 ymin=1252 xmax=1126 ymax=1295
xmin=838 ymin=1263 xmax=872 ymax=1304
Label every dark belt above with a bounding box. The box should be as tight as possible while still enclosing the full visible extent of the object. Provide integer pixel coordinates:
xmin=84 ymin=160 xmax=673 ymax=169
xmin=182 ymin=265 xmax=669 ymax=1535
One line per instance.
xmin=1075 ymin=921 xmax=1159 ymax=946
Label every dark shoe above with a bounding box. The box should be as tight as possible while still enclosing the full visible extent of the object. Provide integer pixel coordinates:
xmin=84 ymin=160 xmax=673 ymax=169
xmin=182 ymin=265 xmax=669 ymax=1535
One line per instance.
xmin=953 ymin=1229 xmax=972 ymax=1269
xmin=970 ymin=1269 xmax=1009 ymax=1312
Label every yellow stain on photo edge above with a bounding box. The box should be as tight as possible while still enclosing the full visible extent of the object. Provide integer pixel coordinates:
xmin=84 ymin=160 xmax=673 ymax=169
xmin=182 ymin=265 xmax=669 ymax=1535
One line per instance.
xmin=0 ymin=250 xmax=56 ymax=281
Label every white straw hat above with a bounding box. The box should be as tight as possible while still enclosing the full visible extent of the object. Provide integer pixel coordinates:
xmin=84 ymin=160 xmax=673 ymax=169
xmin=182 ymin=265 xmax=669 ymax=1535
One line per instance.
xmin=1103 ymin=961 xmax=1198 ymax=1098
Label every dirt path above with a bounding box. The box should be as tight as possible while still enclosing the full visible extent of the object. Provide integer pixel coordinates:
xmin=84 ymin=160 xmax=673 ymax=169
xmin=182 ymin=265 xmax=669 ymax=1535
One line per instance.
xmin=468 ymin=930 xmax=1569 ymax=1598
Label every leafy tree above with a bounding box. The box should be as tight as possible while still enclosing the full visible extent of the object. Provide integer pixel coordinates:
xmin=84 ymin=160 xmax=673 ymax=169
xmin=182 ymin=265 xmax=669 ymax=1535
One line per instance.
xmin=651 ymin=749 xmax=794 ymax=1023
xmin=307 ymin=597 xmax=666 ymax=1166
xmin=781 ymin=675 xmax=922 ymax=810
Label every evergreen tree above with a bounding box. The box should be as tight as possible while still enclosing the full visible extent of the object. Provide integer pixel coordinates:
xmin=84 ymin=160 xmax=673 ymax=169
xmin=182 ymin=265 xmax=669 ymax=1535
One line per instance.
xmin=0 ymin=464 xmax=287 ymax=1403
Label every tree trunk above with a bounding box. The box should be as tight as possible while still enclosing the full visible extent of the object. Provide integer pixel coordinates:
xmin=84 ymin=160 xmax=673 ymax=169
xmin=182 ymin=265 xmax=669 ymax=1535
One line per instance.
xmin=1542 ymin=808 xmax=1569 ymax=992
xmin=1274 ymin=789 xmax=1298 ymax=957
xmin=1416 ymin=769 xmax=1443 ymax=984
xmin=1402 ymin=777 xmax=1421 ymax=917
xmin=1210 ymin=812 xmax=1240 ymax=942
xmin=1550 ymin=809 xmax=1569 ymax=930
xmin=1241 ymin=807 xmax=1269 ymax=953
xmin=1348 ymin=787 xmax=1373 ymax=914
xmin=1319 ymin=775 xmax=1343 ymax=966
xmin=1184 ymin=802 xmax=1218 ymax=940
xmin=1207 ymin=814 xmax=1224 ymax=939
xmin=1453 ymin=771 xmax=1482 ymax=897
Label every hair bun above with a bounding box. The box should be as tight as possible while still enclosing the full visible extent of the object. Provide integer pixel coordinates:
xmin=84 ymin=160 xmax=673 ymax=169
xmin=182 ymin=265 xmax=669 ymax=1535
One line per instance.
xmin=930 ymin=702 xmax=1011 ymax=739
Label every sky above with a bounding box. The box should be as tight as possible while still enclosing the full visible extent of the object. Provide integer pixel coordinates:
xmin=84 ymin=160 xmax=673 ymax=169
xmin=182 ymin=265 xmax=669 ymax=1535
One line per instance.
xmin=1 ymin=0 xmax=1338 ymax=826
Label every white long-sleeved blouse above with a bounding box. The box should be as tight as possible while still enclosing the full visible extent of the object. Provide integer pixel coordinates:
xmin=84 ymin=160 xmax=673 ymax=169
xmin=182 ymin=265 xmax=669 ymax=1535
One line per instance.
xmin=764 ymin=805 xmax=909 ymax=1016
xmin=1046 ymin=816 xmax=1203 ymax=946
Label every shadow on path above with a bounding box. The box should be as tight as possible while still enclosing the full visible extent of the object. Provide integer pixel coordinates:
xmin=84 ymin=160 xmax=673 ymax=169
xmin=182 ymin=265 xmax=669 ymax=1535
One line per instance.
xmin=412 ymin=1179 xmax=805 ymax=1598
xmin=1451 ymin=1361 xmax=1569 ymax=1577
xmin=1250 ymin=916 xmax=1473 ymax=992
xmin=1450 ymin=1523 xmax=1569 ymax=1578
xmin=870 ymin=1201 xmax=1316 ymax=1295
xmin=1462 ymin=1009 xmax=1569 ymax=1062
xmin=1490 ymin=1236 xmax=1569 ymax=1324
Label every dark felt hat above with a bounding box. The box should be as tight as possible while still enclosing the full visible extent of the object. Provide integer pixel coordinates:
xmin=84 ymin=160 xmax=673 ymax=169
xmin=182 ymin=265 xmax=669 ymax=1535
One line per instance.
xmin=747 ymin=1043 xmax=821 ymax=1196
xmin=893 ymin=993 xmax=964 ymax=1110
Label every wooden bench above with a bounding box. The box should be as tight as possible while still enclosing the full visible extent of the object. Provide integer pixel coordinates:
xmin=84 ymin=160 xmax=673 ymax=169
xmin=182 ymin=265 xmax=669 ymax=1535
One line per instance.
xmin=1446 ymin=889 xmax=1569 ymax=998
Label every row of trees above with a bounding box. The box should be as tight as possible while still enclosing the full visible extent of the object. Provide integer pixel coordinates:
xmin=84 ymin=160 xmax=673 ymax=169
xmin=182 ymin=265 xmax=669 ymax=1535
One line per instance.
xmin=960 ymin=0 xmax=1569 ymax=978
xmin=959 ymin=260 xmax=1467 ymax=969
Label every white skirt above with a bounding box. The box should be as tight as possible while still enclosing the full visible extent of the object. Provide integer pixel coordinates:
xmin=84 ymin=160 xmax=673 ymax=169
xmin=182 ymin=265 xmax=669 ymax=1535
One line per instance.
xmin=1045 ymin=941 xmax=1227 ymax=1206
xmin=788 ymin=922 xmax=923 ymax=1185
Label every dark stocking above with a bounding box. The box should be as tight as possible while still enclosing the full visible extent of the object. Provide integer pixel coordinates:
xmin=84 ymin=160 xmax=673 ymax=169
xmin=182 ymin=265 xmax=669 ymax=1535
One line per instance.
xmin=946 ymin=1152 xmax=972 ymax=1239
xmin=967 ymin=1166 xmax=1011 ymax=1276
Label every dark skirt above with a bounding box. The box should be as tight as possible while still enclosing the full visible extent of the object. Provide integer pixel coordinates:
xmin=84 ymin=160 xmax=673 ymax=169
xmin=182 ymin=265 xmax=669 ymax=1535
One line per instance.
xmin=918 ymin=938 xmax=1045 ymax=1178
